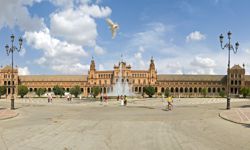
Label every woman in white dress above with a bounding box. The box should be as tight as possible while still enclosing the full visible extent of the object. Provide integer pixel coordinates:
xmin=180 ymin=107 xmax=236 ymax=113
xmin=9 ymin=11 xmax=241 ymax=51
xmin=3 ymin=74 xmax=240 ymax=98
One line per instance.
xmin=120 ymin=95 xmax=124 ymax=106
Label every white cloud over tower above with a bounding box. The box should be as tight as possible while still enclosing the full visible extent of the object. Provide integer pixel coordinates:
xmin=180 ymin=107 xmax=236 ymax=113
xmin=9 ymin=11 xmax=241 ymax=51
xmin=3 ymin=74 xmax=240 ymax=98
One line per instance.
xmin=11 ymin=0 xmax=112 ymax=74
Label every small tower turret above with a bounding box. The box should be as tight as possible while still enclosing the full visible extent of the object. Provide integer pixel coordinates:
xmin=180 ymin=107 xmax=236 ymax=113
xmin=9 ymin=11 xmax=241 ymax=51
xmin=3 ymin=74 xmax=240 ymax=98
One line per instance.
xmin=149 ymin=56 xmax=157 ymax=85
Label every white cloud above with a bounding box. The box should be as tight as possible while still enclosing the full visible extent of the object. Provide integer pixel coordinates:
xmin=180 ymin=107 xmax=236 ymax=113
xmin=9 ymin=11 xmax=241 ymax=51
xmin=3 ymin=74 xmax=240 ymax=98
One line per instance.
xmin=51 ymin=63 xmax=89 ymax=74
xmin=99 ymin=64 xmax=104 ymax=70
xmin=190 ymin=56 xmax=216 ymax=68
xmin=80 ymin=4 xmax=112 ymax=18
xmin=24 ymin=27 xmax=89 ymax=74
xmin=139 ymin=46 xmax=145 ymax=52
xmin=245 ymin=48 xmax=250 ymax=54
xmin=132 ymin=52 xmax=146 ymax=69
xmin=18 ymin=66 xmax=30 ymax=75
xmin=0 ymin=0 xmax=44 ymax=31
xmin=50 ymin=5 xmax=111 ymax=46
xmin=19 ymin=47 xmax=26 ymax=56
xmin=186 ymin=31 xmax=206 ymax=42
xmin=94 ymin=45 xmax=105 ymax=55
xmin=134 ymin=52 xmax=142 ymax=59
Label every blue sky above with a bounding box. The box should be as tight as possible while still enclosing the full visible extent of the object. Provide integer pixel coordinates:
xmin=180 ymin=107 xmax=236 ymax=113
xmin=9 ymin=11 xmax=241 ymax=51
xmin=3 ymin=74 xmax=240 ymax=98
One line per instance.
xmin=0 ymin=0 xmax=250 ymax=75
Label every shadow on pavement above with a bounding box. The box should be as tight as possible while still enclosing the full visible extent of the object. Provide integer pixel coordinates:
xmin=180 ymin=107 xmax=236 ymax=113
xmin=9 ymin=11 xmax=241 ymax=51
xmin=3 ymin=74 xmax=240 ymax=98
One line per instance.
xmin=240 ymin=105 xmax=250 ymax=108
xmin=242 ymin=124 xmax=250 ymax=128
xmin=127 ymin=106 xmax=155 ymax=109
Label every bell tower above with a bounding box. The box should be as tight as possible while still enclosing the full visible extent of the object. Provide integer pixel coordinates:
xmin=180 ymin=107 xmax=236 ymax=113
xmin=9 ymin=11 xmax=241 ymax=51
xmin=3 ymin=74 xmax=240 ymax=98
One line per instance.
xmin=149 ymin=57 xmax=157 ymax=85
xmin=88 ymin=57 xmax=96 ymax=85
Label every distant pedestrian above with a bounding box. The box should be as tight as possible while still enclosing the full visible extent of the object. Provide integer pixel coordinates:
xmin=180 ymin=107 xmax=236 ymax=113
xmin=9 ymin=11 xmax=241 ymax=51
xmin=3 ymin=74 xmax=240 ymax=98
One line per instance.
xmin=167 ymin=95 xmax=173 ymax=110
xmin=117 ymin=95 xmax=120 ymax=101
xmin=100 ymin=95 xmax=103 ymax=102
xmin=47 ymin=94 xmax=50 ymax=103
xmin=67 ymin=94 xmax=70 ymax=101
xmin=104 ymin=95 xmax=108 ymax=104
xmin=69 ymin=94 xmax=72 ymax=101
xmin=120 ymin=95 xmax=124 ymax=106
xmin=50 ymin=94 xmax=53 ymax=103
xmin=124 ymin=95 xmax=127 ymax=106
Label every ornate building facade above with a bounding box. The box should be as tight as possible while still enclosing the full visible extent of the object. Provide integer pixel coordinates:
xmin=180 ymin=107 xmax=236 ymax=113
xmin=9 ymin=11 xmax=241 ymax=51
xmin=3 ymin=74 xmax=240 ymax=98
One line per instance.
xmin=0 ymin=58 xmax=249 ymax=97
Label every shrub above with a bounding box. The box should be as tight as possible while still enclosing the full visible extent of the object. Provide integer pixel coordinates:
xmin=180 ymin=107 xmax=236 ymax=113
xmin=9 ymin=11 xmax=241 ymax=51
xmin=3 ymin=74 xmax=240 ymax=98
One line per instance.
xmin=70 ymin=85 xmax=81 ymax=98
xmin=91 ymin=86 xmax=101 ymax=98
xmin=0 ymin=86 xmax=6 ymax=99
xmin=219 ymin=90 xmax=225 ymax=98
xmin=201 ymin=88 xmax=208 ymax=98
xmin=53 ymin=85 xmax=64 ymax=98
xmin=35 ymin=88 xmax=46 ymax=97
xmin=18 ymin=85 xmax=28 ymax=98
xmin=143 ymin=86 xmax=155 ymax=98
xmin=240 ymin=87 xmax=250 ymax=98
xmin=164 ymin=89 xmax=170 ymax=97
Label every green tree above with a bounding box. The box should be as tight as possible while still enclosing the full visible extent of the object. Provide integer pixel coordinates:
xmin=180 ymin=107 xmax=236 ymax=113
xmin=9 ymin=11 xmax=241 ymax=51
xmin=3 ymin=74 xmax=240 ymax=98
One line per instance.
xmin=240 ymin=87 xmax=250 ymax=98
xmin=70 ymin=85 xmax=81 ymax=98
xmin=201 ymin=88 xmax=208 ymax=98
xmin=18 ymin=85 xmax=28 ymax=98
xmin=91 ymin=86 xmax=101 ymax=98
xmin=35 ymin=88 xmax=46 ymax=97
xmin=53 ymin=85 xmax=64 ymax=98
xmin=219 ymin=90 xmax=225 ymax=98
xmin=0 ymin=86 xmax=6 ymax=99
xmin=143 ymin=86 xmax=155 ymax=98
xmin=164 ymin=89 xmax=170 ymax=97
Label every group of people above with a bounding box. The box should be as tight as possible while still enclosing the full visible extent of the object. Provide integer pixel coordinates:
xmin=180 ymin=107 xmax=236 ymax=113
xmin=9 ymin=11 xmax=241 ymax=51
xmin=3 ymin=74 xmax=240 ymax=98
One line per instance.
xmin=100 ymin=94 xmax=109 ymax=103
xmin=117 ymin=95 xmax=127 ymax=106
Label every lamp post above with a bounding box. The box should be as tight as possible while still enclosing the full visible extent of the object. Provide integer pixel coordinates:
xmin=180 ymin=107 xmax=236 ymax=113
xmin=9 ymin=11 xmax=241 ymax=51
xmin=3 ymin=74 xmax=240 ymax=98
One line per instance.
xmin=219 ymin=31 xmax=239 ymax=109
xmin=5 ymin=34 xmax=23 ymax=110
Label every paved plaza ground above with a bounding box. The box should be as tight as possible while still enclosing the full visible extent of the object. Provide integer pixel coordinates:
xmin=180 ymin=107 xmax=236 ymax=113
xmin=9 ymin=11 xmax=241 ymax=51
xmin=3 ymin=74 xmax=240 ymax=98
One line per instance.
xmin=0 ymin=98 xmax=250 ymax=150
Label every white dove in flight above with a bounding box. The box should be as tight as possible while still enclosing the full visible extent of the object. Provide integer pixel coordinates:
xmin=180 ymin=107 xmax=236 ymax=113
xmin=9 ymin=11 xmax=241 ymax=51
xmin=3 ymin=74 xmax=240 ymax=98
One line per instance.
xmin=106 ymin=18 xmax=119 ymax=39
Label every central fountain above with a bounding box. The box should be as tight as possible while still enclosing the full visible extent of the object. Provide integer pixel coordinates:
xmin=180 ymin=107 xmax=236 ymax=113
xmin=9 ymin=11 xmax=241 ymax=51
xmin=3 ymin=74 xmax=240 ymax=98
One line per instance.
xmin=108 ymin=60 xmax=133 ymax=96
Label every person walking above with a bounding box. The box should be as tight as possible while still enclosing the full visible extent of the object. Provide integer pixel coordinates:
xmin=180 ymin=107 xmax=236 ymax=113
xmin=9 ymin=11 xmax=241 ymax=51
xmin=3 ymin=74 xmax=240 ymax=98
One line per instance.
xmin=50 ymin=94 xmax=53 ymax=103
xmin=124 ymin=95 xmax=127 ymax=106
xmin=104 ymin=94 xmax=108 ymax=104
xmin=120 ymin=95 xmax=124 ymax=106
xmin=47 ymin=94 xmax=50 ymax=103
xmin=167 ymin=95 xmax=173 ymax=110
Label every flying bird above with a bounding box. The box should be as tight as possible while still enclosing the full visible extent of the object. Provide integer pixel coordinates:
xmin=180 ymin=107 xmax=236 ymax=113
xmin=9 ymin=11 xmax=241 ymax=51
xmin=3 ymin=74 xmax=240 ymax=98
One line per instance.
xmin=106 ymin=18 xmax=119 ymax=39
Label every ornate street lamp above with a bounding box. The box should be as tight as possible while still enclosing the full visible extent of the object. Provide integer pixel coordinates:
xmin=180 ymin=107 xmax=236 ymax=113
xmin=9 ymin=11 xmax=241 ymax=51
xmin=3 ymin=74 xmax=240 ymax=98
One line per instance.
xmin=5 ymin=34 xmax=23 ymax=110
xmin=219 ymin=31 xmax=239 ymax=109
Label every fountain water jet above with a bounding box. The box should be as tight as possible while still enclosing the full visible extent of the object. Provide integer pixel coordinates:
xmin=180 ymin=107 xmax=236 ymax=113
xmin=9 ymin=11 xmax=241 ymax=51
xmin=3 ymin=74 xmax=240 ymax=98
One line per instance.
xmin=108 ymin=61 xmax=133 ymax=96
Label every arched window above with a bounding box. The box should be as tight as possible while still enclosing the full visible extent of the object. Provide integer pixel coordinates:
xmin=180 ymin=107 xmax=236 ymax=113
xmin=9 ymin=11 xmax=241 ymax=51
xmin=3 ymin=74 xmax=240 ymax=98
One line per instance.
xmin=189 ymin=88 xmax=193 ymax=93
xmin=199 ymin=88 xmax=202 ymax=93
xmin=208 ymin=88 xmax=211 ymax=93
xmin=175 ymin=87 xmax=179 ymax=93
xmin=217 ymin=88 xmax=220 ymax=93
xmin=155 ymin=87 xmax=158 ymax=93
xmin=135 ymin=87 xmax=138 ymax=92
xmin=180 ymin=87 xmax=183 ymax=93
xmin=194 ymin=88 xmax=197 ymax=93
xmin=185 ymin=87 xmax=188 ymax=93
xmin=171 ymin=88 xmax=174 ymax=93
xmin=213 ymin=88 xmax=216 ymax=93
xmin=161 ymin=87 xmax=164 ymax=93
xmin=139 ymin=87 xmax=142 ymax=93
